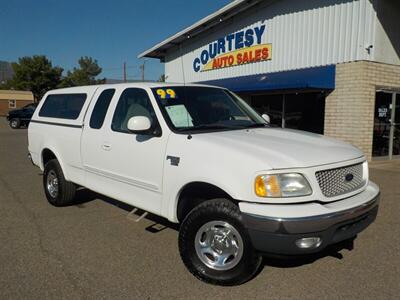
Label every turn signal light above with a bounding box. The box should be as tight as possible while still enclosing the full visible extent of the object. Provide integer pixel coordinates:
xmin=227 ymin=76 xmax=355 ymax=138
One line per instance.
xmin=255 ymin=176 xmax=267 ymax=197
xmin=255 ymin=175 xmax=281 ymax=197
xmin=254 ymin=173 xmax=312 ymax=198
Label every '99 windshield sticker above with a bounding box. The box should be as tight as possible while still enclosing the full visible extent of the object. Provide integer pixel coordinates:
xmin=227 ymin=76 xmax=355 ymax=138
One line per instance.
xmin=156 ymin=88 xmax=177 ymax=100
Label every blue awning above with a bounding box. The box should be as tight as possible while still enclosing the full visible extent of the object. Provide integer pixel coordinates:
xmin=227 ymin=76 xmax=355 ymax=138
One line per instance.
xmin=199 ymin=65 xmax=336 ymax=92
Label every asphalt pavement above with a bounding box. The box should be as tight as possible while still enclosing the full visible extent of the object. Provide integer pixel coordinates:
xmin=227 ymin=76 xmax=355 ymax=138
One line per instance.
xmin=0 ymin=118 xmax=399 ymax=299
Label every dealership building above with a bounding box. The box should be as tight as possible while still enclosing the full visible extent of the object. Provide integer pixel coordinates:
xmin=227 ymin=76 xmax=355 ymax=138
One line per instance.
xmin=140 ymin=0 xmax=400 ymax=161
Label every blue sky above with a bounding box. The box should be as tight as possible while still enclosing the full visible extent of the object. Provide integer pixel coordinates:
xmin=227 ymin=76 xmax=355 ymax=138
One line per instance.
xmin=0 ymin=0 xmax=230 ymax=81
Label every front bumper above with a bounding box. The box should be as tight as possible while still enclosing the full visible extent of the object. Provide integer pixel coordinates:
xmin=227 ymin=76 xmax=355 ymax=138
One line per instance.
xmin=240 ymin=181 xmax=380 ymax=255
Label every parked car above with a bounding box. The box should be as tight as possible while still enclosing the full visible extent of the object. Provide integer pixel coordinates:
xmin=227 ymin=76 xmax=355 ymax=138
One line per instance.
xmin=7 ymin=103 xmax=37 ymax=129
xmin=28 ymin=83 xmax=380 ymax=286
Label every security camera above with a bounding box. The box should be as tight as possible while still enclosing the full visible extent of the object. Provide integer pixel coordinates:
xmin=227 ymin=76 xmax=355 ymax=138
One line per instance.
xmin=365 ymin=44 xmax=373 ymax=54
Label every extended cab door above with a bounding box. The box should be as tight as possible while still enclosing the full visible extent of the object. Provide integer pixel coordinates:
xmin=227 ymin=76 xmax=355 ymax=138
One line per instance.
xmin=81 ymin=87 xmax=117 ymax=191
xmin=82 ymin=87 xmax=168 ymax=215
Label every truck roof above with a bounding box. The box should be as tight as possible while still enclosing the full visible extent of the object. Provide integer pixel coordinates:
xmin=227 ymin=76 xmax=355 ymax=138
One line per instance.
xmin=49 ymin=82 xmax=220 ymax=94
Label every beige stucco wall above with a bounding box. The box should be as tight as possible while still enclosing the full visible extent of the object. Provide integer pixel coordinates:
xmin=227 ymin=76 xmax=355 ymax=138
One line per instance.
xmin=0 ymin=90 xmax=34 ymax=101
xmin=325 ymin=61 xmax=400 ymax=161
xmin=0 ymin=90 xmax=34 ymax=116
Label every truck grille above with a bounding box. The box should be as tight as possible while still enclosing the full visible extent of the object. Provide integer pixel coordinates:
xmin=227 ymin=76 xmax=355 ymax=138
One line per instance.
xmin=315 ymin=163 xmax=365 ymax=198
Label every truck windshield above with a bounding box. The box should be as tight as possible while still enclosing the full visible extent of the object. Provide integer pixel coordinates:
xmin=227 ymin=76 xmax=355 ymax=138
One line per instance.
xmin=151 ymin=86 xmax=267 ymax=132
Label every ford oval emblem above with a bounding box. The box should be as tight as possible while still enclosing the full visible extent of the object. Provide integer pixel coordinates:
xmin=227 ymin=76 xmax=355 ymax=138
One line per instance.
xmin=345 ymin=173 xmax=354 ymax=182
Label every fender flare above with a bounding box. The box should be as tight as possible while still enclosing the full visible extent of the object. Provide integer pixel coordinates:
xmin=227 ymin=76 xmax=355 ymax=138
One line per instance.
xmin=40 ymin=146 xmax=71 ymax=181
xmin=166 ymin=179 xmax=239 ymax=223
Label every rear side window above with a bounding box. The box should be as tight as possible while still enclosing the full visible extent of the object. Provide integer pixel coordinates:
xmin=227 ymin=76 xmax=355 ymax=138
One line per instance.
xmin=90 ymin=89 xmax=115 ymax=129
xmin=39 ymin=94 xmax=87 ymax=119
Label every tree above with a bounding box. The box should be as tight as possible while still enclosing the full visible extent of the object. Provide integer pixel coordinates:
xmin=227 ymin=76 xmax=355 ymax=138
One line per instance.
xmin=5 ymin=56 xmax=63 ymax=101
xmin=59 ymin=56 xmax=105 ymax=87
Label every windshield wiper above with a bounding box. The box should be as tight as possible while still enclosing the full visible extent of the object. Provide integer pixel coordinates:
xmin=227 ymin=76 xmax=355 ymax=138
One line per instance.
xmin=244 ymin=123 xmax=269 ymax=128
xmin=177 ymin=124 xmax=244 ymax=132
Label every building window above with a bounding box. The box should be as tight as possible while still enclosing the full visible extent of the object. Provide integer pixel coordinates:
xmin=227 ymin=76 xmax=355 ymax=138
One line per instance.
xmin=249 ymin=92 xmax=326 ymax=134
xmin=8 ymin=100 xmax=16 ymax=109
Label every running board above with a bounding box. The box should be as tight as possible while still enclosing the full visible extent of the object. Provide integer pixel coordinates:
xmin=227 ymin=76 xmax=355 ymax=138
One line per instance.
xmin=127 ymin=208 xmax=148 ymax=222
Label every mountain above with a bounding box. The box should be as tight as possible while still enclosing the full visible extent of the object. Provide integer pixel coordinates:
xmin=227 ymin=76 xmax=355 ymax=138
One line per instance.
xmin=0 ymin=61 xmax=14 ymax=84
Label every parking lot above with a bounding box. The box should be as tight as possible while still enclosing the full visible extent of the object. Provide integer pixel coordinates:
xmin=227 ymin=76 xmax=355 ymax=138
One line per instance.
xmin=0 ymin=118 xmax=399 ymax=299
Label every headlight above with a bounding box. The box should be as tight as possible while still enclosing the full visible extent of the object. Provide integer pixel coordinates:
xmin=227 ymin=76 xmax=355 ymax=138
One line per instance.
xmin=255 ymin=173 xmax=312 ymax=198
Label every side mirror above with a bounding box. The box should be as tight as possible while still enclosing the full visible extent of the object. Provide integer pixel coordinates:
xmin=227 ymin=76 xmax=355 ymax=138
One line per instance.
xmin=127 ymin=116 xmax=152 ymax=134
xmin=262 ymin=114 xmax=271 ymax=123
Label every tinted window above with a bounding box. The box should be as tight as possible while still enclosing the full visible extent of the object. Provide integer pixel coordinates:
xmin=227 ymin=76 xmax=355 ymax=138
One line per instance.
xmin=111 ymin=88 xmax=156 ymax=133
xmin=90 ymin=89 xmax=115 ymax=129
xmin=39 ymin=94 xmax=87 ymax=119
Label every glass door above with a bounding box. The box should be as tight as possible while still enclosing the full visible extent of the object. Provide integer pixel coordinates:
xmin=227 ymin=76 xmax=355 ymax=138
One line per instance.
xmin=373 ymin=92 xmax=400 ymax=159
xmin=392 ymin=94 xmax=400 ymax=157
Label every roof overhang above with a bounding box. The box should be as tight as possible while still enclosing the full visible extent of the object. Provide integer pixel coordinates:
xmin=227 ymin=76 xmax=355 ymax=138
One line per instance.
xmin=138 ymin=0 xmax=266 ymax=60
xmin=199 ymin=66 xmax=336 ymax=92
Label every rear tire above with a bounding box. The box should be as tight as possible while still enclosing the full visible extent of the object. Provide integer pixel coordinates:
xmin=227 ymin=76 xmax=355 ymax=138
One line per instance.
xmin=9 ymin=118 xmax=21 ymax=129
xmin=43 ymin=159 xmax=76 ymax=206
xmin=178 ymin=199 xmax=262 ymax=286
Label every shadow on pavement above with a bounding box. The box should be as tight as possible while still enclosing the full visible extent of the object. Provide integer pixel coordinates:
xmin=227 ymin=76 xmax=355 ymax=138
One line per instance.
xmin=73 ymin=188 xmax=179 ymax=232
xmin=73 ymin=188 xmax=355 ymax=270
xmin=262 ymin=237 xmax=355 ymax=268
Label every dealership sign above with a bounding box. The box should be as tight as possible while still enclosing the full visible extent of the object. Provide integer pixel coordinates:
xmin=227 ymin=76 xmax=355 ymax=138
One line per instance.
xmin=193 ymin=24 xmax=272 ymax=72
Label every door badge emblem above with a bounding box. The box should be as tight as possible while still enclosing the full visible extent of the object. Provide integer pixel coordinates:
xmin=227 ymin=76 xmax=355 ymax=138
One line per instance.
xmin=166 ymin=156 xmax=180 ymax=166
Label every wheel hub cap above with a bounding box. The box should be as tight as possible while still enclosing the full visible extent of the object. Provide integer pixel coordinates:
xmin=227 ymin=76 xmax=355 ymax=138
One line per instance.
xmin=195 ymin=221 xmax=244 ymax=271
xmin=46 ymin=170 xmax=59 ymax=198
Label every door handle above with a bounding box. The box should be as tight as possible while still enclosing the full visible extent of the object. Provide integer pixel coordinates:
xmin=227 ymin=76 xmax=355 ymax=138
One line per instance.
xmin=101 ymin=143 xmax=112 ymax=151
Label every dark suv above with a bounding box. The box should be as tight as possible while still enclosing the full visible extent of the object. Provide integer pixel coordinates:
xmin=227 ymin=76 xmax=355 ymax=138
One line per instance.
xmin=6 ymin=103 xmax=37 ymax=129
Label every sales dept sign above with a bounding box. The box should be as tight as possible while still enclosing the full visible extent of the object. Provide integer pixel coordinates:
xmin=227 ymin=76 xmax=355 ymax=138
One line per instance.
xmin=193 ymin=24 xmax=272 ymax=72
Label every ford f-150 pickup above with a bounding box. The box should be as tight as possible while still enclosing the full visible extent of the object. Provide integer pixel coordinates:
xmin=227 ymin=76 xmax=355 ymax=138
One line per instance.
xmin=28 ymin=83 xmax=380 ymax=285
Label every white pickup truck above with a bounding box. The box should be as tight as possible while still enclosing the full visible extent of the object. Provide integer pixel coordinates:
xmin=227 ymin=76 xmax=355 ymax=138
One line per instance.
xmin=28 ymin=83 xmax=380 ymax=285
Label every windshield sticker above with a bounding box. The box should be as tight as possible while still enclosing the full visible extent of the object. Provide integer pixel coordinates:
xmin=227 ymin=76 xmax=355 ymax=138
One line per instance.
xmin=156 ymin=88 xmax=177 ymax=100
xmin=165 ymin=105 xmax=193 ymax=128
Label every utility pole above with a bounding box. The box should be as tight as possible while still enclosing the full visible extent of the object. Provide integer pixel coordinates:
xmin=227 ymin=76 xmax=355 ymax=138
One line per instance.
xmin=0 ymin=66 xmax=5 ymax=85
xmin=140 ymin=60 xmax=146 ymax=82
xmin=123 ymin=62 xmax=127 ymax=83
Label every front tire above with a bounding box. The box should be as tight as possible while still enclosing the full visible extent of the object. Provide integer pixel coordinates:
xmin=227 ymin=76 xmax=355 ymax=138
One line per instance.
xmin=9 ymin=118 xmax=21 ymax=129
xmin=178 ymin=199 xmax=262 ymax=286
xmin=43 ymin=159 xmax=76 ymax=206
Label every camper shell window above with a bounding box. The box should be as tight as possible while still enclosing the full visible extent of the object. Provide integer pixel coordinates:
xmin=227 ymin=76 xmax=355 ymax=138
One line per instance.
xmin=39 ymin=94 xmax=87 ymax=120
